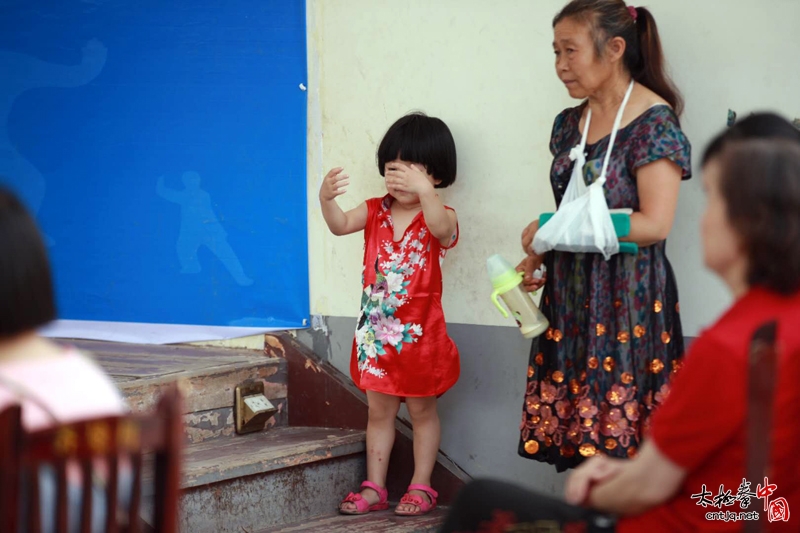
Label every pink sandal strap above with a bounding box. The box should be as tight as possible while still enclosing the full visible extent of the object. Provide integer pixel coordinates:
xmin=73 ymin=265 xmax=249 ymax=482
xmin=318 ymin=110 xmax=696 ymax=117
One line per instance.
xmin=360 ymin=480 xmax=388 ymax=502
xmin=400 ymin=494 xmax=426 ymax=506
xmin=396 ymin=484 xmax=438 ymax=515
xmin=341 ymin=492 xmax=370 ymax=513
xmin=407 ymin=484 xmax=438 ymax=504
xmin=339 ymin=480 xmax=389 ymax=514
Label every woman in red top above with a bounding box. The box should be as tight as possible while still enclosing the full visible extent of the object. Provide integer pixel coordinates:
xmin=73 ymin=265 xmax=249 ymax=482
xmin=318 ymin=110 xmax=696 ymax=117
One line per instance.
xmin=319 ymin=112 xmax=460 ymax=516
xmin=440 ymin=115 xmax=800 ymax=533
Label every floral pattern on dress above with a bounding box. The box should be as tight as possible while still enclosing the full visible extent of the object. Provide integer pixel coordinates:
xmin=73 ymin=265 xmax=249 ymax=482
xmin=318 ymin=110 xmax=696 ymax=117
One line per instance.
xmin=355 ymin=225 xmax=432 ymax=378
xmin=355 ymin=268 xmax=423 ymax=371
xmin=351 ymin=196 xmax=460 ymax=397
xmin=519 ymin=104 xmax=691 ymax=471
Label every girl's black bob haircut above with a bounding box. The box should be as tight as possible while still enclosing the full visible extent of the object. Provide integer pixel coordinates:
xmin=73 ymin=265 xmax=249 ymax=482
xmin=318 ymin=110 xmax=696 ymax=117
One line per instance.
xmin=377 ymin=112 xmax=457 ymax=189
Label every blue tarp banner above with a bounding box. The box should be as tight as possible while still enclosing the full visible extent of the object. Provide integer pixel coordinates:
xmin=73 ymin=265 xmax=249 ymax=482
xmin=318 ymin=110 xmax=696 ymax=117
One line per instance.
xmin=1 ymin=0 xmax=309 ymax=329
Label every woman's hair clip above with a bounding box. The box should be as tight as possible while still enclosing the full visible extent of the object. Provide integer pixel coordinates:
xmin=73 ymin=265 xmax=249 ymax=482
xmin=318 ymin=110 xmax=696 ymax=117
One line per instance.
xmin=627 ymin=5 xmax=638 ymax=21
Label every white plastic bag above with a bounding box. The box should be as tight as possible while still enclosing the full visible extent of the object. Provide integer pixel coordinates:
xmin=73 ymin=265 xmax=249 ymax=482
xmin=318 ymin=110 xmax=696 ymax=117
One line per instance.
xmin=533 ymin=81 xmax=634 ymax=260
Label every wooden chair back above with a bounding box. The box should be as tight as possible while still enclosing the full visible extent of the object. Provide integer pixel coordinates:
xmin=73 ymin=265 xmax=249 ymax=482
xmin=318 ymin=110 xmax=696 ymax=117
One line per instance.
xmin=0 ymin=384 xmax=182 ymax=533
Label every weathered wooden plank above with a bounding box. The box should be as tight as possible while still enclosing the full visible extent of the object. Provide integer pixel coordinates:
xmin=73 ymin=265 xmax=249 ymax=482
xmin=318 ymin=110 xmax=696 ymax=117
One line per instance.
xmin=64 ymin=338 xmax=264 ymax=359
xmin=109 ymin=375 xmax=137 ymax=383
xmin=119 ymin=359 xmax=287 ymax=414
xmin=182 ymin=400 xmax=288 ymax=444
xmin=95 ymin=352 xmax=256 ymax=379
xmin=182 ymin=426 xmax=366 ymax=489
xmin=184 ymin=407 xmax=236 ymax=443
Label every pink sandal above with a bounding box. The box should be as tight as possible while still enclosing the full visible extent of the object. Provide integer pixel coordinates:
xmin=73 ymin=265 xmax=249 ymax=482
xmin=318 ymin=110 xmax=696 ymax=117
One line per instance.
xmin=339 ymin=481 xmax=389 ymax=515
xmin=395 ymin=484 xmax=438 ymax=516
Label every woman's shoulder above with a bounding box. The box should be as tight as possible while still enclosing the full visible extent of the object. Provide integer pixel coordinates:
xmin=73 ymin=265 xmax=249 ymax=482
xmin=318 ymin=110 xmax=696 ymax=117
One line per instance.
xmin=61 ymin=348 xmax=126 ymax=392
xmin=634 ymin=104 xmax=681 ymax=126
xmin=627 ymin=85 xmax=682 ymax=129
xmin=0 ymin=345 xmax=127 ymax=430
xmin=55 ymin=348 xmax=128 ymax=413
xmin=697 ymin=289 xmax=791 ymax=354
xmin=630 ymin=82 xmax=671 ymax=110
xmin=550 ymin=104 xmax=584 ymax=154
xmin=553 ymin=104 xmax=584 ymax=130
xmin=623 ymin=92 xmax=689 ymax=163
xmin=625 ymin=105 xmax=684 ymax=147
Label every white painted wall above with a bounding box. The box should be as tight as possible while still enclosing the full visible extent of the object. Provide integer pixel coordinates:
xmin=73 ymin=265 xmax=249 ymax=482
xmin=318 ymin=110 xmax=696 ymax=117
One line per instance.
xmin=304 ymin=0 xmax=800 ymax=490
xmin=660 ymin=0 xmax=800 ymax=335
xmin=307 ymin=0 xmax=800 ymax=337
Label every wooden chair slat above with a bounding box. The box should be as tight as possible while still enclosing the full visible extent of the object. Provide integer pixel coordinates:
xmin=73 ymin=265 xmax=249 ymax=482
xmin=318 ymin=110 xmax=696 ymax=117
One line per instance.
xmin=28 ymin=465 xmax=42 ymax=533
xmin=0 ymin=405 xmax=22 ymax=533
xmin=80 ymin=460 xmax=93 ymax=533
xmin=56 ymin=460 xmax=69 ymax=533
xmin=128 ymin=454 xmax=143 ymax=533
xmin=105 ymin=455 xmax=119 ymax=533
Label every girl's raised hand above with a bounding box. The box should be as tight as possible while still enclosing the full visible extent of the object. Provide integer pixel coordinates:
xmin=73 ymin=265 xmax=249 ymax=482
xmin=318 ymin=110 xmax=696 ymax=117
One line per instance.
xmin=385 ymin=163 xmax=434 ymax=196
xmin=320 ymin=167 xmax=350 ymax=202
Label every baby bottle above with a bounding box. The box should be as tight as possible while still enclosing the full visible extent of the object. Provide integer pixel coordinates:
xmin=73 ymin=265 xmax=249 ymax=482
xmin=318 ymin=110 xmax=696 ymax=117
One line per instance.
xmin=487 ymin=254 xmax=549 ymax=339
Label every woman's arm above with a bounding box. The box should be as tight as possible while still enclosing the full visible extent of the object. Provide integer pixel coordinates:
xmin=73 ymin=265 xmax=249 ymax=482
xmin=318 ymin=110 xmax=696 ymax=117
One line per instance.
xmin=624 ymin=158 xmax=682 ymax=247
xmin=572 ymin=441 xmax=686 ymax=515
xmin=517 ymin=219 xmax=547 ymax=292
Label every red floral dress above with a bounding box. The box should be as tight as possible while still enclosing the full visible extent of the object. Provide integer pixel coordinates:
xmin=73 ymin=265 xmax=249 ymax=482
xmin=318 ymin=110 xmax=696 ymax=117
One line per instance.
xmin=349 ymin=195 xmax=460 ymax=398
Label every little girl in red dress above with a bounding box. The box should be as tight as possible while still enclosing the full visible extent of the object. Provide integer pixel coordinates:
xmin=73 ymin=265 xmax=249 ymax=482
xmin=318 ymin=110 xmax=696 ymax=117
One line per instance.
xmin=319 ymin=112 xmax=460 ymax=517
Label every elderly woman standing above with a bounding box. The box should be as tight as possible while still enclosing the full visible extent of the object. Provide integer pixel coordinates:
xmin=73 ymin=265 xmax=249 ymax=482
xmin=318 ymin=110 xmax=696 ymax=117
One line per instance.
xmin=517 ymin=0 xmax=691 ymax=470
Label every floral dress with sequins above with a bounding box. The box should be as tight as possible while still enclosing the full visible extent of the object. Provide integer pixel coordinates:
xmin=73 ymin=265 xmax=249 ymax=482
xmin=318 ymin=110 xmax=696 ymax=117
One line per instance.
xmin=350 ymin=195 xmax=460 ymax=398
xmin=519 ymin=105 xmax=692 ymax=471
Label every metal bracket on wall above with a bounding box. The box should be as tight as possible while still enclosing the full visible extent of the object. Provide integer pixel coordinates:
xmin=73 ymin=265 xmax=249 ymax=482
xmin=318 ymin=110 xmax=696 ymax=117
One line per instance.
xmin=234 ymin=381 xmax=277 ymax=435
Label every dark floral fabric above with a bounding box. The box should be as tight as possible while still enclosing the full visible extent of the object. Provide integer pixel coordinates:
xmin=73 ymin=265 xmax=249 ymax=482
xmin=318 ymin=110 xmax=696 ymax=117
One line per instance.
xmin=518 ymin=104 xmax=692 ymax=471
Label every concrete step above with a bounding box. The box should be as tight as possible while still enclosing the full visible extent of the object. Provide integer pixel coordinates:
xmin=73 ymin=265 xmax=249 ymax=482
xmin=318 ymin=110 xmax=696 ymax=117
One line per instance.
xmin=179 ymin=426 xmax=367 ymax=533
xmin=258 ymin=508 xmax=448 ymax=532
xmin=69 ymin=339 xmax=288 ymax=443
